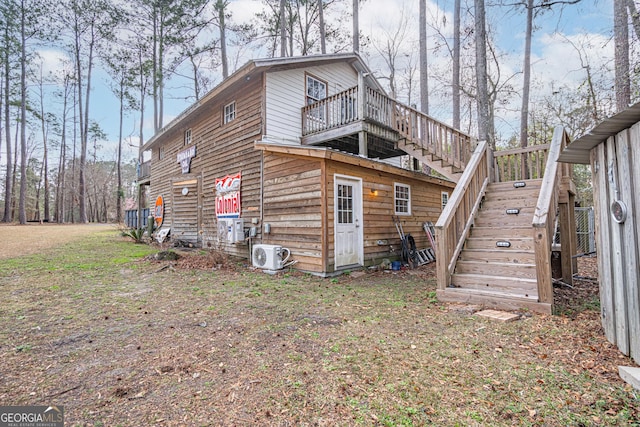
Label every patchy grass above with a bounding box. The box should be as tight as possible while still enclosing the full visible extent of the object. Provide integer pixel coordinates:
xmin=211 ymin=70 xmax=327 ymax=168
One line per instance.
xmin=0 ymin=231 xmax=637 ymax=426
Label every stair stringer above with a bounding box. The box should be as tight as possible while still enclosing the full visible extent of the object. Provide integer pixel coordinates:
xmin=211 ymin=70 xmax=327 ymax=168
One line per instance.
xmin=397 ymin=138 xmax=463 ymax=183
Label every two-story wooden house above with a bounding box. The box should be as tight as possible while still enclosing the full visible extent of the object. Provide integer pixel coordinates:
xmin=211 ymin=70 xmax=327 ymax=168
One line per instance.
xmin=140 ymin=52 xmax=579 ymax=314
xmin=140 ymin=53 xmax=472 ymax=276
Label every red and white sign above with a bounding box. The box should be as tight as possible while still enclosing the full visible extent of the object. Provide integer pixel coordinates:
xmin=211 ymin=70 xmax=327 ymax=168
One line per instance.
xmin=215 ymin=173 xmax=241 ymax=219
xmin=154 ymin=195 xmax=164 ymax=227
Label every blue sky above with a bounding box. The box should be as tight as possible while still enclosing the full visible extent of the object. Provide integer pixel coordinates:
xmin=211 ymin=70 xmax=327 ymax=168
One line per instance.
xmin=23 ymin=0 xmax=615 ymax=168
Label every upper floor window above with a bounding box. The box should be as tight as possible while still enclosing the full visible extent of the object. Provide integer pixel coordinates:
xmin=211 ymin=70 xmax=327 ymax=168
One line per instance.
xmin=306 ymin=75 xmax=327 ymax=122
xmin=306 ymin=75 xmax=327 ymax=104
xmin=394 ymin=183 xmax=411 ymax=215
xmin=224 ymin=101 xmax=236 ymax=124
xmin=184 ymin=129 xmax=192 ymax=145
xmin=158 ymin=145 xmax=165 ymax=160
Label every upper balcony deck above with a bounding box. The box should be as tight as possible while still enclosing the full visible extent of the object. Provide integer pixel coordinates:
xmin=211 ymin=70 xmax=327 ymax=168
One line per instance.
xmin=301 ymin=83 xmax=474 ymax=177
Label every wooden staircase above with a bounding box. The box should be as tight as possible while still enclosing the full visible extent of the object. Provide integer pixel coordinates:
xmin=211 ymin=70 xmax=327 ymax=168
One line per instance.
xmin=434 ymin=128 xmax=577 ymax=315
xmin=442 ymin=179 xmax=549 ymax=312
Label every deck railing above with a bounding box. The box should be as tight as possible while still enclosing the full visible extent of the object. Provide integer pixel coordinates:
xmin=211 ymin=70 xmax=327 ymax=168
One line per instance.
xmin=138 ymin=160 xmax=151 ymax=180
xmin=301 ymin=84 xmax=474 ymax=171
xmin=493 ymin=144 xmax=550 ymax=182
xmin=532 ymin=126 xmax=572 ymax=304
xmin=435 ymin=140 xmax=490 ymax=288
xmin=301 ymin=87 xmax=360 ymax=134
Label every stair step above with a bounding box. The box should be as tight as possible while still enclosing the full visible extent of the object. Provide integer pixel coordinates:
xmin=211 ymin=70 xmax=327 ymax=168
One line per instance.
xmin=486 ymin=179 xmax=543 ymax=191
xmin=450 ymin=273 xmax=538 ymax=297
xmin=455 ymin=260 xmax=537 ymax=279
xmin=469 ymin=226 xmax=532 ymax=239
xmin=476 ymin=206 xmax=535 ymax=220
xmin=459 ymin=249 xmax=535 ymax=264
xmin=465 ymin=237 xmax=534 ymax=251
xmin=474 ymin=215 xmax=534 ymax=227
xmin=483 ymin=191 xmax=540 ymax=203
xmin=481 ymin=196 xmax=538 ymax=209
xmin=436 ymin=288 xmax=551 ymax=314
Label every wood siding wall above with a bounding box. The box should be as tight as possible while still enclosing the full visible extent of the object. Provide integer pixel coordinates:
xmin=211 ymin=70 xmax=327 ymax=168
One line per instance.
xmin=325 ymin=163 xmax=452 ymax=272
xmin=260 ymin=149 xmax=454 ymax=274
xmin=591 ymin=122 xmax=640 ymax=365
xmin=149 ymin=75 xmax=264 ymax=258
xmin=265 ymin=63 xmax=358 ymax=143
xmin=262 ymin=153 xmax=325 ymax=273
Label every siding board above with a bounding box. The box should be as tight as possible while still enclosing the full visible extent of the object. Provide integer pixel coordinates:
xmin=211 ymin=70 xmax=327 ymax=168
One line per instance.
xmin=619 ymin=126 xmax=640 ymax=362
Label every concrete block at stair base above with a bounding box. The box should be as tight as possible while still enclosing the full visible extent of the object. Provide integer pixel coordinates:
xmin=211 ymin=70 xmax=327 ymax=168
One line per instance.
xmin=475 ymin=309 xmax=520 ymax=322
xmin=618 ymin=366 xmax=640 ymax=391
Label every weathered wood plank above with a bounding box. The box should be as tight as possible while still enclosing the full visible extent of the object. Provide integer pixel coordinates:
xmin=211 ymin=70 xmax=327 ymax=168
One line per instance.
xmin=606 ymin=135 xmax=629 ymax=355
xmin=436 ymin=288 xmax=552 ymax=314
xmin=628 ymin=123 xmax=640 ymax=363
xmin=617 ymin=128 xmax=639 ymax=360
xmin=592 ymin=143 xmax=616 ymax=344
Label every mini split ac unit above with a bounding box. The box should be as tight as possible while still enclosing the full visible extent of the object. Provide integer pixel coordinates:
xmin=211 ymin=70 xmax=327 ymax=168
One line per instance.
xmin=252 ymin=244 xmax=291 ymax=270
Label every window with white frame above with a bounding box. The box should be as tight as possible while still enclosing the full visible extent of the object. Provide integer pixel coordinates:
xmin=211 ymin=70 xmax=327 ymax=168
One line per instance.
xmin=223 ymin=101 xmax=236 ymax=124
xmin=441 ymin=191 xmax=449 ymax=209
xmin=184 ymin=128 xmax=192 ymax=145
xmin=159 ymin=145 xmax=165 ymax=160
xmin=306 ymin=75 xmax=327 ymax=121
xmin=394 ymin=183 xmax=411 ymax=215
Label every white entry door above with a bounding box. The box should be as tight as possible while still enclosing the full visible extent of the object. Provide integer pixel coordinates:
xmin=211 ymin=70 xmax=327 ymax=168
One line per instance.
xmin=334 ymin=176 xmax=363 ymax=268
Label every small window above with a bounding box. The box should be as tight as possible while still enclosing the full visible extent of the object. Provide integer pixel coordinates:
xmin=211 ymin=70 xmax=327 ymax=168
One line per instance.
xmin=184 ymin=129 xmax=192 ymax=145
xmin=159 ymin=145 xmax=165 ymax=160
xmin=441 ymin=191 xmax=449 ymax=209
xmin=224 ymin=101 xmax=236 ymax=124
xmin=394 ymin=183 xmax=411 ymax=215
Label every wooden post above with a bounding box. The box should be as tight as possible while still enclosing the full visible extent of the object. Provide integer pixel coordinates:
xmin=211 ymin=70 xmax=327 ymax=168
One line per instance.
xmin=534 ymin=226 xmax=553 ymax=305
xmin=558 ymin=201 xmax=574 ymax=285
xmin=357 ymin=72 xmax=365 ymax=121
xmin=358 ymin=131 xmax=368 ymax=157
xmin=357 ymin=72 xmax=368 ymax=157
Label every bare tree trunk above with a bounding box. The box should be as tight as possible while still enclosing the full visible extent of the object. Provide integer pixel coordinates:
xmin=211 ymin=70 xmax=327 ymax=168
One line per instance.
xmin=614 ymin=0 xmax=631 ymax=111
xmin=152 ymin=7 xmax=159 ymax=131
xmin=116 ymin=81 xmax=123 ymax=223
xmin=11 ymin=121 xmax=18 ymax=219
xmin=353 ymin=0 xmax=359 ymax=52
xmin=3 ymin=22 xmax=12 ymax=223
xmin=216 ymin=0 xmax=229 ymax=78
xmin=318 ymin=0 xmax=326 ymax=54
xmin=73 ymin=11 xmax=86 ymax=223
xmin=520 ymin=0 xmax=533 ymax=149
xmin=56 ymin=80 xmax=68 ymax=223
xmin=37 ymin=64 xmax=50 ymax=221
xmin=18 ymin=0 xmax=27 ymax=225
xmin=452 ymin=0 xmax=460 ymax=129
xmin=519 ymin=0 xmax=534 ymax=179
xmin=280 ymin=0 xmax=286 ymax=56
xmin=34 ymin=159 xmax=44 ymax=221
xmin=419 ymin=0 xmax=428 ymax=114
xmin=474 ymin=0 xmax=491 ymax=148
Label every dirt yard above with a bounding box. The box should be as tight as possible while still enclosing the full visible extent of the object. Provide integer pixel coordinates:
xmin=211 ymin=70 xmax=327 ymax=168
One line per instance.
xmin=0 ymin=223 xmax=113 ymax=259
xmin=0 ymin=226 xmax=638 ymax=426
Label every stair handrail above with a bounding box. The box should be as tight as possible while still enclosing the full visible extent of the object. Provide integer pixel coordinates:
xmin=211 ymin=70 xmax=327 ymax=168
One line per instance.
xmin=532 ymin=126 xmax=571 ymax=304
xmin=435 ymin=139 xmax=491 ymax=289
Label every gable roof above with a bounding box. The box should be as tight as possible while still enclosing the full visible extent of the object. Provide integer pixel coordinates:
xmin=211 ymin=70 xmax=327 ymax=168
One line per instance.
xmin=142 ymin=53 xmax=383 ymax=152
xmin=558 ymin=102 xmax=640 ymax=164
